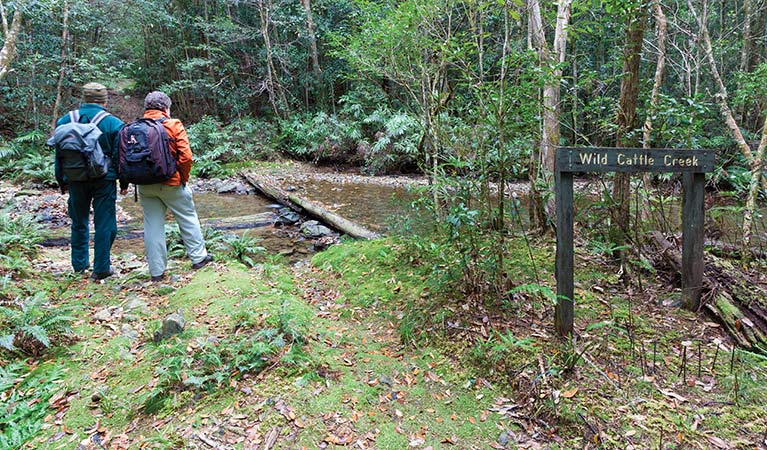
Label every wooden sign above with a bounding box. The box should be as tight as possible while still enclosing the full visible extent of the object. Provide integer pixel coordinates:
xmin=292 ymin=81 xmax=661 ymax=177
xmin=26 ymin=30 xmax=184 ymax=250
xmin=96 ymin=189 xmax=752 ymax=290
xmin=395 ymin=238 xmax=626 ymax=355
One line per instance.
xmin=555 ymin=147 xmax=715 ymax=337
xmin=557 ymin=147 xmax=715 ymax=173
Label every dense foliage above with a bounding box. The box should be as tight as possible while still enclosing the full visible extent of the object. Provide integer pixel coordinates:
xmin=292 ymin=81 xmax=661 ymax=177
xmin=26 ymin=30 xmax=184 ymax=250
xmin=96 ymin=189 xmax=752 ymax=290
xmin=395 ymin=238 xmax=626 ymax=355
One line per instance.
xmin=1 ymin=0 xmax=763 ymax=180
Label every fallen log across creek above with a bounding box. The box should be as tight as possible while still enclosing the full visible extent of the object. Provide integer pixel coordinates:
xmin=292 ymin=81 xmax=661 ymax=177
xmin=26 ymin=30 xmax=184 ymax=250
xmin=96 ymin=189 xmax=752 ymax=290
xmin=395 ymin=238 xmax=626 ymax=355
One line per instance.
xmin=648 ymin=231 xmax=767 ymax=351
xmin=41 ymin=212 xmax=276 ymax=246
xmin=241 ymin=171 xmax=381 ymax=240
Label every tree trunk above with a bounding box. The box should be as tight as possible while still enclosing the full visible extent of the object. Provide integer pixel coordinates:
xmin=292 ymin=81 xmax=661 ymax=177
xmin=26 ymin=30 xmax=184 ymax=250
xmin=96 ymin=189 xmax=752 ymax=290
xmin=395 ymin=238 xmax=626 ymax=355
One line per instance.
xmin=689 ymin=0 xmax=754 ymax=163
xmin=257 ymin=0 xmax=288 ymax=119
xmin=52 ymin=0 xmax=70 ymax=131
xmin=639 ymin=0 xmax=667 ymax=220
xmin=300 ymin=0 xmax=322 ymax=105
xmin=611 ymin=5 xmax=646 ymax=250
xmin=642 ymin=0 xmax=667 ymax=151
xmin=688 ymin=0 xmax=764 ymax=247
xmin=0 ymin=1 xmax=23 ymax=83
xmin=527 ymin=0 xmax=572 ymax=231
xmin=742 ymin=114 xmax=767 ymax=252
xmin=737 ymin=0 xmax=754 ymax=123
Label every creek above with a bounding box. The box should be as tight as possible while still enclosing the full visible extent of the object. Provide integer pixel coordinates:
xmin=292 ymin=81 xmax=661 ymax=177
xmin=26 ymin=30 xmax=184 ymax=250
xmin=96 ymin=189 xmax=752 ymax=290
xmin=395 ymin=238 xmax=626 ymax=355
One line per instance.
xmin=110 ymin=177 xmax=417 ymax=257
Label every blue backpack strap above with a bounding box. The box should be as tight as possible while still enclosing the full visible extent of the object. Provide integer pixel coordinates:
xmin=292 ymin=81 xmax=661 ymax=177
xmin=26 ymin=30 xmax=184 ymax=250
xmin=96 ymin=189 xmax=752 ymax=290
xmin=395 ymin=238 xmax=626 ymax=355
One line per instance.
xmin=69 ymin=110 xmax=79 ymax=123
xmin=91 ymin=110 xmax=111 ymax=126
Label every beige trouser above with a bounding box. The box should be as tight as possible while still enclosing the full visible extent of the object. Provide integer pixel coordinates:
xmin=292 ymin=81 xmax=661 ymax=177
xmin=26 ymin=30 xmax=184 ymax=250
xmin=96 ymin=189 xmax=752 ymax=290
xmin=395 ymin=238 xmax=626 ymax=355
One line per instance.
xmin=139 ymin=183 xmax=208 ymax=277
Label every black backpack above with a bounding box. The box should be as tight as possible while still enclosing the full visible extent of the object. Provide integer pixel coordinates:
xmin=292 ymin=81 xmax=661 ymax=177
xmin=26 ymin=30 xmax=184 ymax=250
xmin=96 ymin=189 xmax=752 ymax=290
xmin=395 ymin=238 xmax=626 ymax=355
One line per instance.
xmin=118 ymin=118 xmax=177 ymax=185
xmin=47 ymin=110 xmax=111 ymax=182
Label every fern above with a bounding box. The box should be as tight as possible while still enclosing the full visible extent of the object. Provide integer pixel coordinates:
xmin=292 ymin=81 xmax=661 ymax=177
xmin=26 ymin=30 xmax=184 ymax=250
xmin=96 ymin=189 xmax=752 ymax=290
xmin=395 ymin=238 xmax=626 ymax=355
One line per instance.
xmin=225 ymin=233 xmax=265 ymax=268
xmin=508 ymin=283 xmax=557 ymax=304
xmin=0 ymin=292 xmax=75 ymax=355
xmin=0 ymin=334 xmax=16 ymax=351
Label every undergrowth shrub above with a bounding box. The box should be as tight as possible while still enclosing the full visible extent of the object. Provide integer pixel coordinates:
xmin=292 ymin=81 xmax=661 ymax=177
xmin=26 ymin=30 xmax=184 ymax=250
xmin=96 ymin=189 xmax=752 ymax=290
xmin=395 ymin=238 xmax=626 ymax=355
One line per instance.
xmin=0 ymin=363 xmax=65 ymax=450
xmin=0 ymin=292 xmax=75 ymax=356
xmin=165 ymin=225 xmax=228 ymax=260
xmin=362 ymin=109 xmax=421 ymax=175
xmin=144 ymin=299 xmax=309 ymax=413
xmin=278 ymin=112 xmax=362 ymax=164
xmin=0 ymin=213 xmax=45 ymax=275
xmin=225 ymin=233 xmax=266 ymax=268
xmin=0 ymin=131 xmax=56 ymax=186
xmin=187 ymin=115 xmax=278 ymax=178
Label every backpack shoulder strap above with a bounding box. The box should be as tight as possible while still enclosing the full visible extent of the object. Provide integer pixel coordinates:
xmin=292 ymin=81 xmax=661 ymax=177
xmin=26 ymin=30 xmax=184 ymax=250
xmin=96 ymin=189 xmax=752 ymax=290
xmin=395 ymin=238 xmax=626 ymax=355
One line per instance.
xmin=154 ymin=117 xmax=175 ymax=141
xmin=91 ymin=110 xmax=111 ymax=126
xmin=69 ymin=110 xmax=80 ymax=123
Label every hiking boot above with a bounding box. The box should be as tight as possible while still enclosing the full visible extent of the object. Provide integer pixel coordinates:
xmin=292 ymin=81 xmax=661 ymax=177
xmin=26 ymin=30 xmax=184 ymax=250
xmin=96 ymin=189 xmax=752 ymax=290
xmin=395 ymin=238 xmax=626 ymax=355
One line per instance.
xmin=151 ymin=274 xmax=164 ymax=282
xmin=90 ymin=270 xmax=114 ymax=281
xmin=191 ymin=255 xmax=214 ymax=270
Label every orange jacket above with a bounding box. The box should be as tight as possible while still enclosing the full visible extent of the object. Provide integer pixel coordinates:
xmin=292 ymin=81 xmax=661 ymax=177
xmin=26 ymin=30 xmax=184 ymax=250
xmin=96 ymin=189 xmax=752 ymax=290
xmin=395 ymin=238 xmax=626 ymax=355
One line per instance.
xmin=143 ymin=109 xmax=192 ymax=186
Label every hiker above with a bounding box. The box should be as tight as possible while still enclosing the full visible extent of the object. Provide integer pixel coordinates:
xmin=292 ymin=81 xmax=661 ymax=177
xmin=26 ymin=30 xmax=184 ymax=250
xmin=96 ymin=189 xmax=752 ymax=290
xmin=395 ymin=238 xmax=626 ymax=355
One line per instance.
xmin=51 ymin=82 xmax=125 ymax=280
xmin=119 ymin=91 xmax=212 ymax=282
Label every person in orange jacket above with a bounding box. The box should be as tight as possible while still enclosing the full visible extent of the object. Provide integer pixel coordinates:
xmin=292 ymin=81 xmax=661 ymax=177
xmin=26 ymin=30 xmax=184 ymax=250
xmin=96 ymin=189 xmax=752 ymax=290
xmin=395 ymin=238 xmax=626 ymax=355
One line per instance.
xmin=120 ymin=91 xmax=213 ymax=281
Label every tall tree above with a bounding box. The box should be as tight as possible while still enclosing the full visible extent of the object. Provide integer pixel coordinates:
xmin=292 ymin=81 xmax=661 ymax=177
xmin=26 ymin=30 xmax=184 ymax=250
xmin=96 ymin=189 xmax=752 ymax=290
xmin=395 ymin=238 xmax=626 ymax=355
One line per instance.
xmin=528 ymin=0 xmax=572 ymax=230
xmin=257 ymin=0 xmax=289 ymax=119
xmin=642 ymin=0 xmax=667 ymax=151
xmin=688 ymin=0 xmax=763 ymax=248
xmin=0 ymin=0 xmax=24 ymax=82
xmin=300 ymin=0 xmax=322 ymax=107
xmin=51 ymin=0 xmax=70 ymax=130
xmin=611 ymin=2 xmax=646 ymax=253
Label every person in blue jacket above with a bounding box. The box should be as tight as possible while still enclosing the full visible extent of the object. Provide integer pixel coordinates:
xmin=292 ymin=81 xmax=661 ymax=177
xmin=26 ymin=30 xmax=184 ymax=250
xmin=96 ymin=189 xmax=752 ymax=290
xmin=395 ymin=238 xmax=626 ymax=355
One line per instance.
xmin=54 ymin=82 xmax=125 ymax=280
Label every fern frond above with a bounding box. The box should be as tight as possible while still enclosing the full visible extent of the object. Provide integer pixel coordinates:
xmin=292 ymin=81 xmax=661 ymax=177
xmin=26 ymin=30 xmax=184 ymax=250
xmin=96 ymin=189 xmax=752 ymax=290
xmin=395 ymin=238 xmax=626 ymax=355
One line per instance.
xmin=21 ymin=325 xmax=51 ymax=348
xmin=0 ymin=334 xmax=17 ymax=351
xmin=508 ymin=283 xmax=556 ymax=302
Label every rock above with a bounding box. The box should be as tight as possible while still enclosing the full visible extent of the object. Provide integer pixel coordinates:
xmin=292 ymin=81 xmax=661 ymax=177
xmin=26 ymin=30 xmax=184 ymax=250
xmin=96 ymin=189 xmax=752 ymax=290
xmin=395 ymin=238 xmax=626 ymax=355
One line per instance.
xmin=121 ymin=324 xmax=139 ymax=341
xmin=153 ymin=310 xmax=186 ymax=342
xmin=217 ymin=182 xmax=248 ymax=194
xmin=121 ymin=313 xmax=140 ymax=323
xmin=93 ymin=306 xmax=122 ymax=322
xmin=498 ymin=431 xmax=511 ymax=446
xmin=300 ymin=220 xmax=333 ymax=237
xmin=275 ymin=208 xmax=300 ymax=226
xmin=124 ymin=297 xmax=149 ymax=314
xmin=91 ymin=386 xmax=110 ymax=403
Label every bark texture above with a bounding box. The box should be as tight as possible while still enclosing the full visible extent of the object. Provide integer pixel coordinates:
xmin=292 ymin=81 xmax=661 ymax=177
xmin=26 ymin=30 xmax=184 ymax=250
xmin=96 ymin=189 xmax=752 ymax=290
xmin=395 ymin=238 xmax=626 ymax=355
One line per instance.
xmin=0 ymin=1 xmax=23 ymax=82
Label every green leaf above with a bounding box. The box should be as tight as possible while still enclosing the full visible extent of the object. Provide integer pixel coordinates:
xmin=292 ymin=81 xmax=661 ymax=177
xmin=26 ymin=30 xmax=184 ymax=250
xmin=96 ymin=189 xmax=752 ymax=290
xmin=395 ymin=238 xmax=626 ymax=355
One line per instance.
xmin=0 ymin=334 xmax=16 ymax=351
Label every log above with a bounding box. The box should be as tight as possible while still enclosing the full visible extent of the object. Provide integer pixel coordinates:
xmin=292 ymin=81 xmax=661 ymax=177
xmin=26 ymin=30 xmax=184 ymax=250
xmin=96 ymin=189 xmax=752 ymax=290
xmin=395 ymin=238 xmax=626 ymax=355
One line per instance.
xmin=41 ymin=212 xmax=276 ymax=246
xmin=647 ymin=232 xmax=767 ymax=351
xmin=242 ymin=171 xmax=380 ymax=240
xmin=705 ymin=239 xmax=767 ymax=260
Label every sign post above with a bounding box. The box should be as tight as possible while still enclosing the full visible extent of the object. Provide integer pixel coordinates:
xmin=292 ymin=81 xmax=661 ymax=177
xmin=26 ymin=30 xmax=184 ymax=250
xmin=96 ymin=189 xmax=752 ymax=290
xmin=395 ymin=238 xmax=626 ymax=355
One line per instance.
xmin=555 ymin=147 xmax=715 ymax=336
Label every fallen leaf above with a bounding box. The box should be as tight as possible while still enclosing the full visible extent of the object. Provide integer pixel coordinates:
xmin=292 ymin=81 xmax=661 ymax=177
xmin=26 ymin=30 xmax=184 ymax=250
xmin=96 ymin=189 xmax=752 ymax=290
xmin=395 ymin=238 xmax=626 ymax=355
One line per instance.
xmin=561 ymin=388 xmax=578 ymax=398
xmin=658 ymin=388 xmax=688 ymax=403
xmin=707 ymin=435 xmax=733 ymax=449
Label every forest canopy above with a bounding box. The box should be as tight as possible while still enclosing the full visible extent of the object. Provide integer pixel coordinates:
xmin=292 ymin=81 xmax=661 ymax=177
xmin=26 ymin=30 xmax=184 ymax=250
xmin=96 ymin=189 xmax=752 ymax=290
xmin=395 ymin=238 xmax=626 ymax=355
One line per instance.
xmin=2 ymin=0 xmax=767 ymax=236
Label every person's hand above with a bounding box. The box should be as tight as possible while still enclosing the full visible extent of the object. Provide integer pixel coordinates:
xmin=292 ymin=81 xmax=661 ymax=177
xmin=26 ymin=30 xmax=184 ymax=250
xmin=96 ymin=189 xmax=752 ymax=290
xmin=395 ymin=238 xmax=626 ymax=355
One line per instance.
xmin=119 ymin=188 xmax=128 ymax=196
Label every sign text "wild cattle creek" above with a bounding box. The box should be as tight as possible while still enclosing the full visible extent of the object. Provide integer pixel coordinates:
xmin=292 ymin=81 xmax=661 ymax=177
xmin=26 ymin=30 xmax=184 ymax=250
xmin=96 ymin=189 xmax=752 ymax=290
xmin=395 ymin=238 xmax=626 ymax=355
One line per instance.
xmin=557 ymin=147 xmax=715 ymax=174
xmin=578 ymin=152 xmax=700 ymax=167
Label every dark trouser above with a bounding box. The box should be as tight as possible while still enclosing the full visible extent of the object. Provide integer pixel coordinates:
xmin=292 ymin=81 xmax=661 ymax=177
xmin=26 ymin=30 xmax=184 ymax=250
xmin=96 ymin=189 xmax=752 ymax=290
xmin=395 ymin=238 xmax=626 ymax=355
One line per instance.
xmin=67 ymin=179 xmax=117 ymax=274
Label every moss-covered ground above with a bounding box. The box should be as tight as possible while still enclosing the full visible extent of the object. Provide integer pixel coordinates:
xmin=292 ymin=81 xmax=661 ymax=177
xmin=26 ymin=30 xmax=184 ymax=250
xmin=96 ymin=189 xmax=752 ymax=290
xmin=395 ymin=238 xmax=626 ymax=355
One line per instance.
xmin=3 ymin=233 xmax=767 ymax=449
